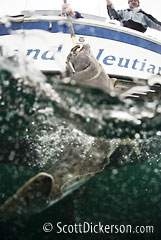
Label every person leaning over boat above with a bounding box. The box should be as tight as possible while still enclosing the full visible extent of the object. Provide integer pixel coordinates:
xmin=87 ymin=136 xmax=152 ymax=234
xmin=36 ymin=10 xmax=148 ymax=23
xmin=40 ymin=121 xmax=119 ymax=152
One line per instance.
xmin=106 ymin=0 xmax=161 ymax=33
xmin=61 ymin=3 xmax=83 ymax=19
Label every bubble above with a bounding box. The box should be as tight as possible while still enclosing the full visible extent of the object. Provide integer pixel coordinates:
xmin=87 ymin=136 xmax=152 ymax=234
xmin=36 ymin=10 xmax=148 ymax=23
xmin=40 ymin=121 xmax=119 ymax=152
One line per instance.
xmin=112 ymin=169 xmax=118 ymax=175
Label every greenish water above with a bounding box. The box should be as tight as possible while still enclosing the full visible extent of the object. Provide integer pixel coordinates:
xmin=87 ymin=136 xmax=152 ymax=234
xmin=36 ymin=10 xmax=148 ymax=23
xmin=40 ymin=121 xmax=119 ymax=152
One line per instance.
xmin=0 ymin=55 xmax=161 ymax=240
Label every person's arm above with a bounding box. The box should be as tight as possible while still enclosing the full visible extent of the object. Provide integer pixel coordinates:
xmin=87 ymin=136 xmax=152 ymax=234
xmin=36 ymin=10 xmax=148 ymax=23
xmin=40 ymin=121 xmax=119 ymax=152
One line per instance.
xmin=61 ymin=3 xmax=75 ymax=17
xmin=106 ymin=0 xmax=122 ymax=21
xmin=61 ymin=3 xmax=83 ymax=19
xmin=141 ymin=10 xmax=161 ymax=31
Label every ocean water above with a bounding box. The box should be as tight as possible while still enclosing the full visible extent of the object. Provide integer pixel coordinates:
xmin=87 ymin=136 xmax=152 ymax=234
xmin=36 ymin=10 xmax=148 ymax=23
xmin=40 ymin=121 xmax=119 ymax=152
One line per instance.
xmin=0 ymin=51 xmax=161 ymax=240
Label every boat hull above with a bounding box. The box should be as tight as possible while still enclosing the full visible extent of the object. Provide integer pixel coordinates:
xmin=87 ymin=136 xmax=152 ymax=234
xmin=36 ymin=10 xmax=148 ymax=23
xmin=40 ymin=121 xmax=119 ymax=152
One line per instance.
xmin=0 ymin=15 xmax=161 ymax=80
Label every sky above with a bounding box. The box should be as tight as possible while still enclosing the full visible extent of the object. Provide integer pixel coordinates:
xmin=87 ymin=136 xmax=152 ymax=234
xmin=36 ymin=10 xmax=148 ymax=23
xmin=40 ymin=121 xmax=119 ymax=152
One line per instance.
xmin=0 ymin=0 xmax=161 ymax=20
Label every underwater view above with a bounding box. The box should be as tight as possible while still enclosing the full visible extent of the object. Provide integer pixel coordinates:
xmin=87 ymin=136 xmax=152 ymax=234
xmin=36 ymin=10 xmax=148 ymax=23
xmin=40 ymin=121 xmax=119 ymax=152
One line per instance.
xmin=0 ymin=47 xmax=161 ymax=240
xmin=1 ymin=2 xmax=161 ymax=236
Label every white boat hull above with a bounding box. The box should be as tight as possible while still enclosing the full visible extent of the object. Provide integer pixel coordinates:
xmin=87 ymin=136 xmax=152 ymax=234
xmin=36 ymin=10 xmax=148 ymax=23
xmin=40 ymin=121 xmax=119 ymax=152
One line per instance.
xmin=0 ymin=15 xmax=161 ymax=80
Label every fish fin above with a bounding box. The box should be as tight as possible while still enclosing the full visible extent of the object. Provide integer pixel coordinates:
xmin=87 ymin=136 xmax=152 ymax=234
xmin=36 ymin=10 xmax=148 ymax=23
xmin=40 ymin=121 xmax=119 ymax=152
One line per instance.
xmin=0 ymin=172 xmax=54 ymax=220
xmin=108 ymin=140 xmax=141 ymax=168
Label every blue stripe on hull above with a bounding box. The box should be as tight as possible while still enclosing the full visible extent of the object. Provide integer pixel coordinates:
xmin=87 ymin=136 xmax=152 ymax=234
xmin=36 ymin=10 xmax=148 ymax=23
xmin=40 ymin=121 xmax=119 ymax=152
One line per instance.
xmin=0 ymin=20 xmax=161 ymax=54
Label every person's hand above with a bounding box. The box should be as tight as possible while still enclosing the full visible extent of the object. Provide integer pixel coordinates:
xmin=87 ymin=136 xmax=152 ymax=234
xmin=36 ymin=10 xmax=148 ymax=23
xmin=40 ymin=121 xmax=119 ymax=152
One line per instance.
xmin=106 ymin=0 xmax=112 ymax=6
xmin=62 ymin=3 xmax=75 ymax=17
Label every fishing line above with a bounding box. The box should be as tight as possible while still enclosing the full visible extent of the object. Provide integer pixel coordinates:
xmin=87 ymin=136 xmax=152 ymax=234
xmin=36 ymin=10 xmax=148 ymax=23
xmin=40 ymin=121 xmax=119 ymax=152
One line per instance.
xmin=22 ymin=0 xmax=29 ymax=24
xmin=24 ymin=0 xmax=29 ymax=14
xmin=63 ymin=0 xmax=77 ymax=47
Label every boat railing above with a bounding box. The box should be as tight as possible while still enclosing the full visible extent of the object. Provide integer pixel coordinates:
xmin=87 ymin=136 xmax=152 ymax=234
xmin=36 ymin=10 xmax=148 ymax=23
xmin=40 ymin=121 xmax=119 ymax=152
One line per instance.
xmin=1 ymin=10 xmax=161 ymax=44
xmin=21 ymin=10 xmax=106 ymax=22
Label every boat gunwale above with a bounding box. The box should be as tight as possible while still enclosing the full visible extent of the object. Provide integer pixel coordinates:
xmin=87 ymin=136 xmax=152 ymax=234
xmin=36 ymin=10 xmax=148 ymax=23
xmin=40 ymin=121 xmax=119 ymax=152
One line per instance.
xmin=0 ymin=15 xmax=161 ymax=46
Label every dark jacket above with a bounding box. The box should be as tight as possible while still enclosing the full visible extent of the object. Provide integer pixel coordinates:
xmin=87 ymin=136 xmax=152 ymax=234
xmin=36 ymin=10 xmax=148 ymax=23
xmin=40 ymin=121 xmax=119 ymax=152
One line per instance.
xmin=74 ymin=11 xmax=83 ymax=19
xmin=60 ymin=11 xmax=83 ymax=19
xmin=107 ymin=5 xmax=161 ymax=33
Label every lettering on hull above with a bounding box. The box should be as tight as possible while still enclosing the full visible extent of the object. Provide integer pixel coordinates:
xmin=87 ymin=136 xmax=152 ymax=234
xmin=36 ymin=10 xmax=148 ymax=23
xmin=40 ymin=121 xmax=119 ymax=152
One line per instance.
xmin=26 ymin=45 xmax=63 ymax=60
xmin=10 ymin=45 xmax=161 ymax=76
xmin=96 ymin=49 xmax=161 ymax=76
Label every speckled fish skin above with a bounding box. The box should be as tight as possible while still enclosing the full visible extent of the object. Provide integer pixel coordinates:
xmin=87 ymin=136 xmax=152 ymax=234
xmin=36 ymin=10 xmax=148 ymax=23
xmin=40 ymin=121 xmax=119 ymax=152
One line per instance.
xmin=0 ymin=125 xmax=117 ymax=220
